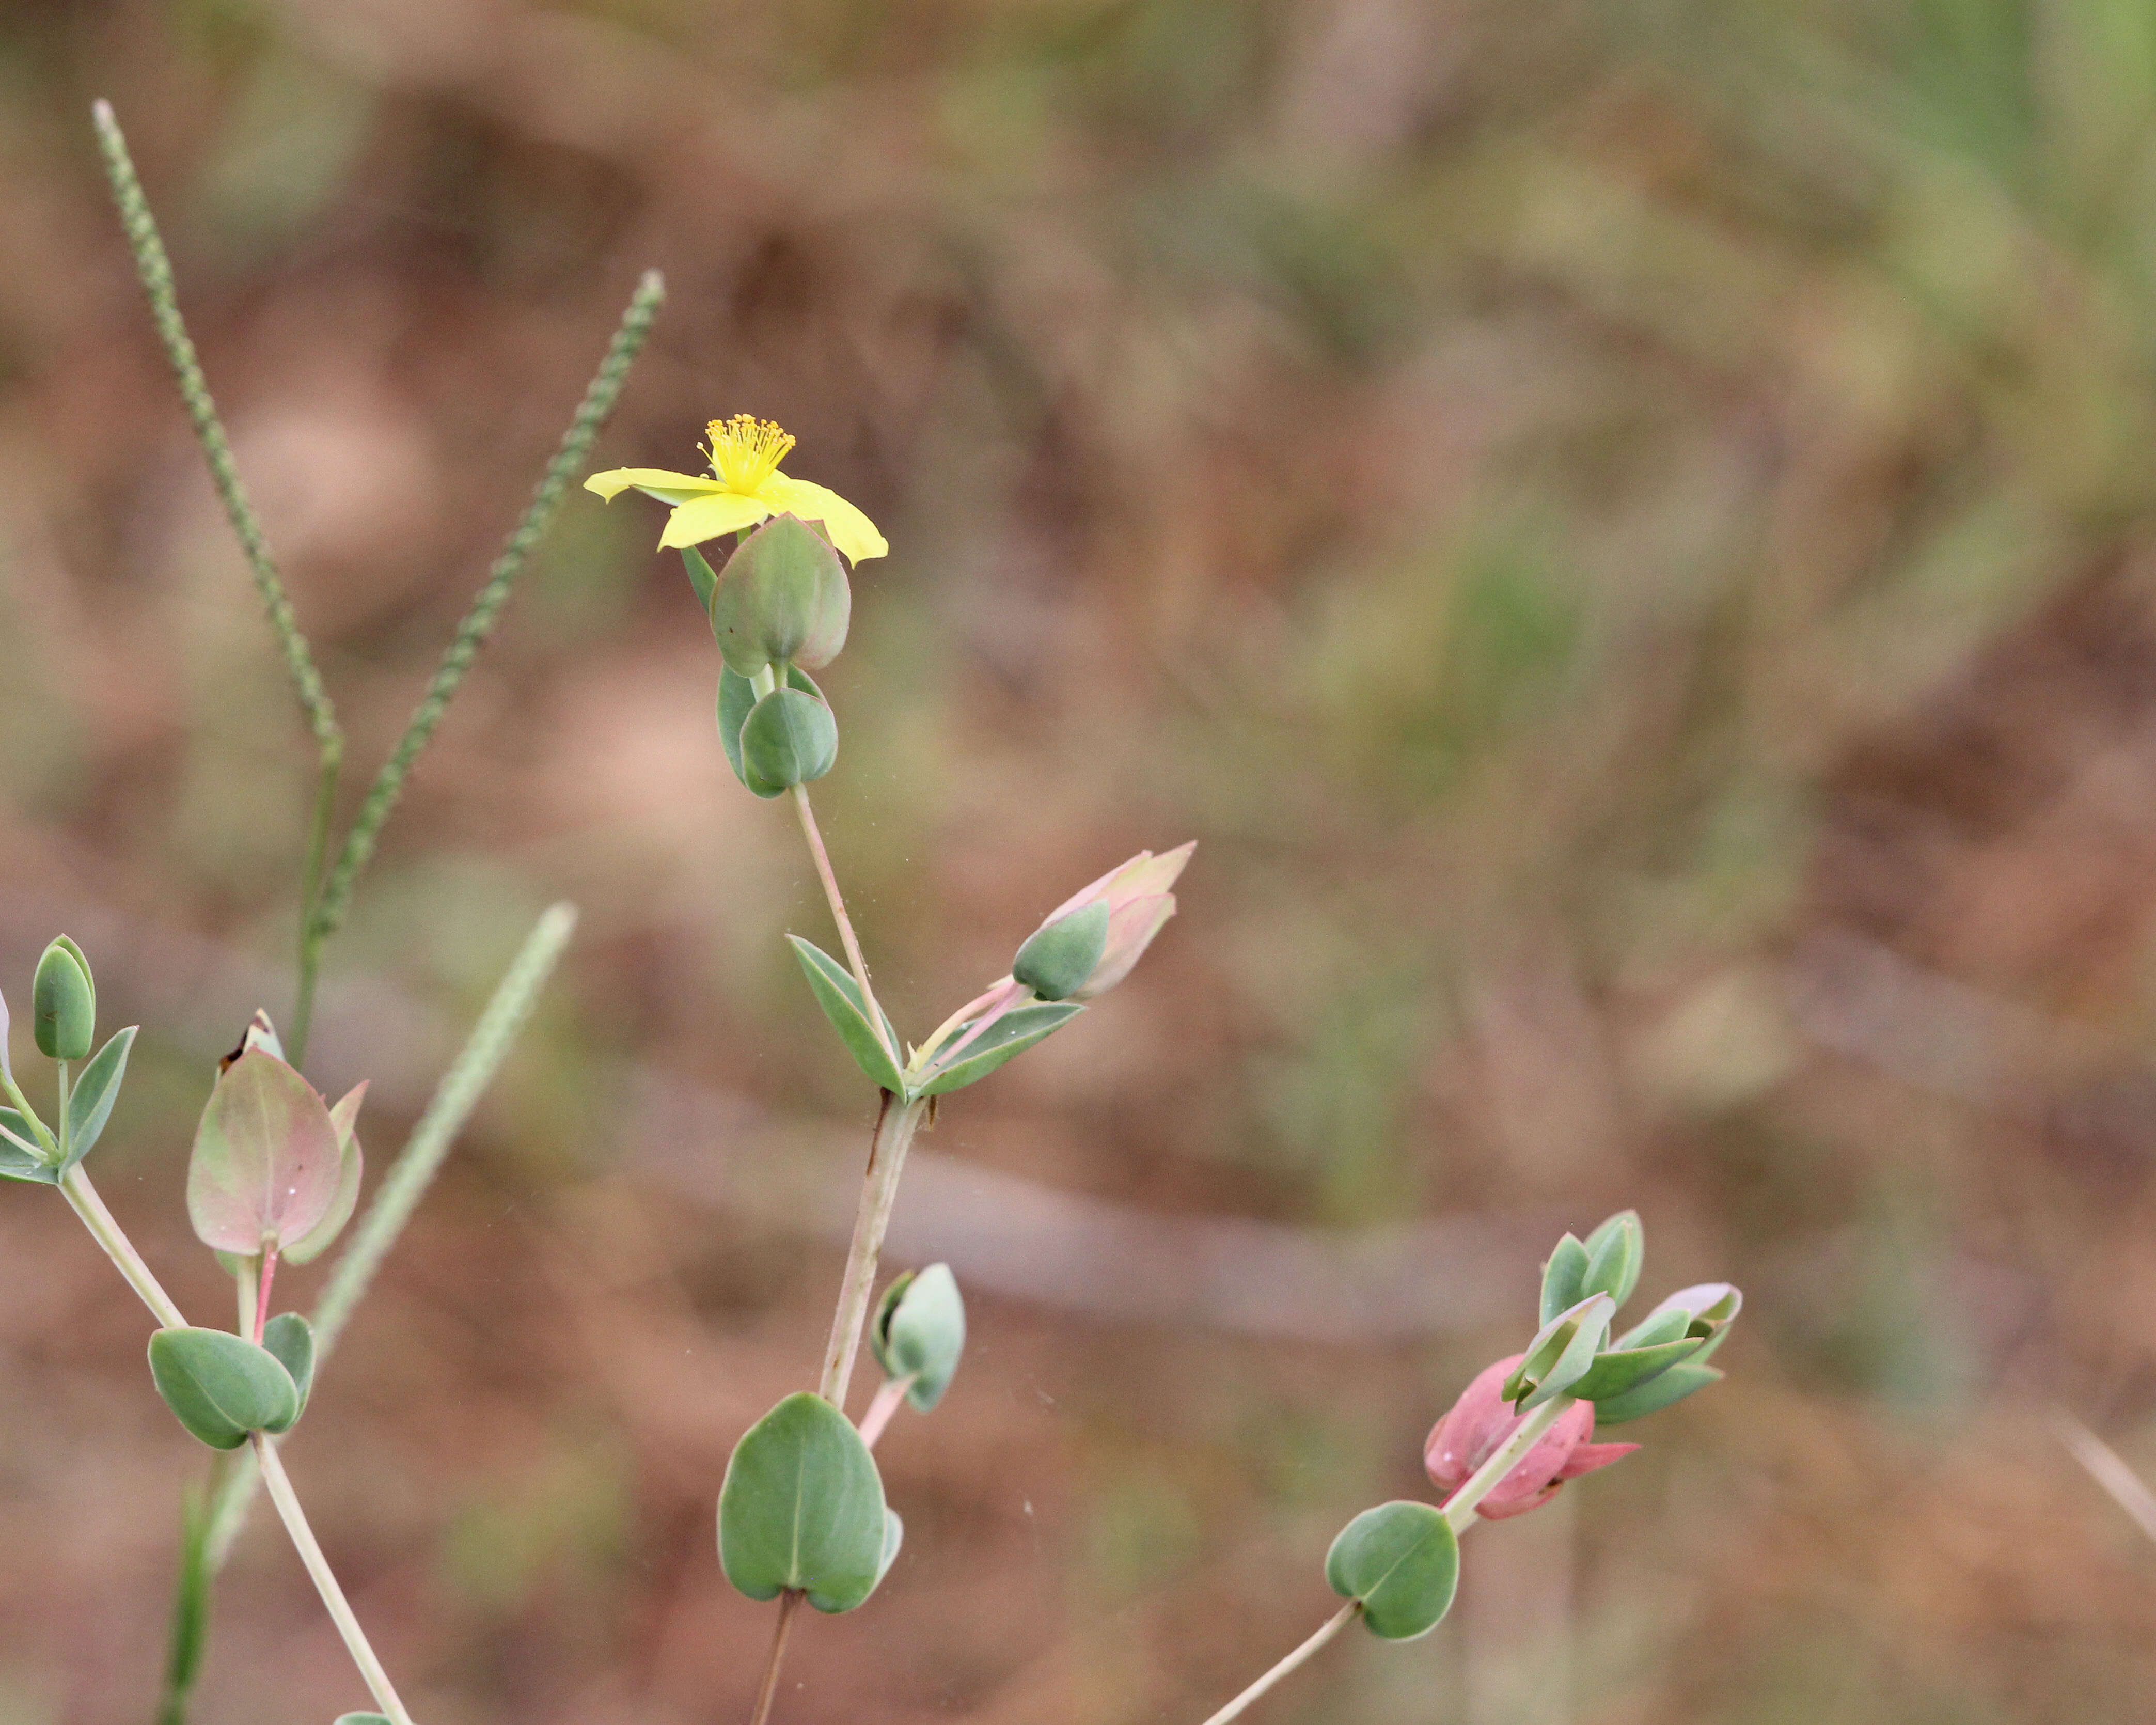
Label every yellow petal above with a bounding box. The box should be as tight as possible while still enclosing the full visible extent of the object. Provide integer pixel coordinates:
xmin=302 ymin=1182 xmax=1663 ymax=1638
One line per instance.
xmin=586 ymin=468 xmax=731 ymax=505
xmin=657 ymin=489 xmax=774 ymax=549
xmin=759 ymin=475 xmax=888 ymax=563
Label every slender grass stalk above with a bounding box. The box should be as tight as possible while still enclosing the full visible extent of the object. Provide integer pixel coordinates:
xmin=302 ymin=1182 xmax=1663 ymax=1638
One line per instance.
xmin=2055 ymin=1412 xmax=2156 ymax=1543
xmin=251 ymin=1434 xmax=416 ymax=1725
xmin=296 ymin=273 xmax=664 ymax=1055
xmin=200 ymin=902 xmax=579 ymax=1567
xmin=156 ymin=1485 xmax=214 ymax=1725
xmin=91 ymin=100 xmax=342 ymax=772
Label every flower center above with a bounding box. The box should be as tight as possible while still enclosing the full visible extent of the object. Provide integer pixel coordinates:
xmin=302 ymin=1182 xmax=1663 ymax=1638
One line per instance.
xmin=706 ymin=415 xmax=796 ymax=493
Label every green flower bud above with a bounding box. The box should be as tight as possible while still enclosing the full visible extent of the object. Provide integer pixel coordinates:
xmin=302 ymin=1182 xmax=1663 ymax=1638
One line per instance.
xmin=739 ymin=688 xmax=839 ymax=792
xmin=1010 ymin=903 xmax=1110 ymax=1002
xmin=32 ymin=935 xmax=95 ymax=1061
xmin=709 ymin=514 xmax=851 ymax=676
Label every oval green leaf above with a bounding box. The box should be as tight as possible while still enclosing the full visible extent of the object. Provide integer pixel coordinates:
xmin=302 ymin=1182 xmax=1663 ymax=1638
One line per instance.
xmin=740 ymin=688 xmax=838 ymax=790
xmin=0 ymin=1107 xmax=56 ymax=1184
xmin=718 ymin=665 xmax=823 ymax=794
xmin=1326 ymin=1501 xmax=1461 ymax=1640
xmin=1539 ymin=1233 xmax=1588 ymax=1326
xmin=148 ymin=1328 xmax=300 ymax=1451
xmin=1011 ymin=904 xmax=1109 ymax=1003
xmin=1569 ymin=1336 xmax=1703 ymax=1403
xmin=65 ymin=1025 xmax=137 ymax=1168
xmin=915 ymin=1002 xmax=1084 ymax=1097
xmin=788 ymin=936 xmax=907 ymax=1094
xmin=33 ymin=936 xmax=95 ymax=1061
xmin=876 ymin=1507 xmax=904 ymax=1591
xmin=718 ymin=1392 xmax=888 ymax=1614
xmin=1589 ymin=1361 xmax=1724 ymax=1425
xmin=185 ymin=1052 xmax=343 ymax=1256
xmin=260 ymin=1312 xmax=317 ymax=1429
xmin=1580 ymin=1209 xmax=1644 ymax=1308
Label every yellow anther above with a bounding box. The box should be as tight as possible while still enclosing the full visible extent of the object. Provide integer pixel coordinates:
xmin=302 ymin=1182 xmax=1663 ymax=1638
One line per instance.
xmin=706 ymin=415 xmax=797 ymax=492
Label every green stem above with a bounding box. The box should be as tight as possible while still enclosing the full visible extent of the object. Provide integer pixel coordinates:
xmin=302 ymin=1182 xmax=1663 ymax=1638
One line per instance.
xmin=251 ymin=1434 xmax=417 ymax=1725
xmin=817 ymin=1093 xmax=929 ymax=1409
xmin=0 ymin=1070 xmax=57 ymax=1155
xmin=1439 ymin=1396 xmax=1573 ymax=1533
xmin=58 ymin=1164 xmax=187 ymax=1330
xmin=288 ymin=740 xmax=344 ymax=1067
xmin=1197 ymin=1602 xmax=1360 ymax=1725
xmin=788 ymin=783 xmax=900 ymax=1069
xmin=54 ymin=1059 xmax=70 ymax=1164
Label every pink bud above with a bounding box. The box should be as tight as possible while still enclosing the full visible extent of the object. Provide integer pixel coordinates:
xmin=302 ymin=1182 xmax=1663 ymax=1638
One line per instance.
xmin=1424 ymin=1354 xmax=1638 ymax=1520
xmin=1035 ymin=842 xmax=1194 ymax=1000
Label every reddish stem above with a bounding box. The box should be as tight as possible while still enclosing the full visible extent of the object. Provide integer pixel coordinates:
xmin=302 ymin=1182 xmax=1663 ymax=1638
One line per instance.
xmin=254 ymin=1247 xmax=279 ymax=1343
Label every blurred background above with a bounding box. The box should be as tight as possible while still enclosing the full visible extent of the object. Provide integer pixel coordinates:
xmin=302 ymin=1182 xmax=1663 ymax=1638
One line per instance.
xmin=6 ymin=0 xmax=2156 ymax=1720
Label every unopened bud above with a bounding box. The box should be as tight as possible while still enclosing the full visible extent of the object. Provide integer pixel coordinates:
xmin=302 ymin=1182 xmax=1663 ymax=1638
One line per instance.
xmin=739 ymin=688 xmax=839 ymax=793
xmin=1579 ymin=1210 xmax=1644 ymax=1309
xmin=32 ymin=936 xmax=95 ymax=1061
xmin=709 ymin=513 xmax=851 ymax=676
xmin=1011 ymin=903 xmax=1110 ymax=1002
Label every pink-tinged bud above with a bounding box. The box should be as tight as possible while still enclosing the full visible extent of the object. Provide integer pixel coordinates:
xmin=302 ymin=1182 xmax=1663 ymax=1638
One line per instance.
xmin=1424 ymin=1354 xmax=1638 ymax=1520
xmin=1032 ymin=842 xmax=1195 ymax=1001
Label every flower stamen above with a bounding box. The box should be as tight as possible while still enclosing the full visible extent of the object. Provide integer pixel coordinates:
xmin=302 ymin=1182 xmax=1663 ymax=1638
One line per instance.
xmin=706 ymin=415 xmax=797 ymax=493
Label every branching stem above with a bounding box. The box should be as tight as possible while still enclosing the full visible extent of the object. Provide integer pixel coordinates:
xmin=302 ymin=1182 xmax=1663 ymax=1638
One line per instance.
xmin=817 ymin=1093 xmax=929 ymax=1409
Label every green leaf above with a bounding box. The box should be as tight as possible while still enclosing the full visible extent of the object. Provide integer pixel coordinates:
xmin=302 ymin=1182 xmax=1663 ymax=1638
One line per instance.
xmin=915 ymin=1002 xmax=1084 ymax=1097
xmin=1590 ymin=1361 xmax=1724 ymax=1426
xmin=1011 ymin=904 xmax=1109 ymax=1003
xmin=1611 ymin=1305 xmax=1691 ymax=1353
xmin=1569 ymin=1336 xmax=1703 ymax=1402
xmin=148 ymin=1328 xmax=300 ymax=1451
xmin=1580 ymin=1210 xmax=1644 ymax=1309
xmin=1325 ymin=1501 xmax=1461 ymax=1640
xmin=718 ymin=665 xmax=823 ymax=794
xmin=65 ymin=1026 xmax=137 ymax=1168
xmin=718 ymin=1392 xmax=888 ymax=1614
xmin=789 ymin=936 xmax=906 ymax=1094
xmin=335 ymin=1716 xmax=395 ymax=1724
xmin=283 ymin=1084 xmax=366 ymax=1266
xmin=0 ymin=1108 xmax=56 ymax=1183
xmin=1504 ymin=1293 xmax=1613 ymax=1411
xmin=871 ymin=1264 xmax=967 ymax=1411
xmin=681 ymin=543 xmax=719 ymax=611
xmin=1539 ymin=1234 xmax=1588 ymax=1326
xmin=740 ymin=688 xmax=838 ymax=790
xmin=186 ymin=1052 xmax=343 ymax=1256
xmin=260 ymin=1312 xmax=316 ymax=1428
xmin=876 ymin=1507 xmax=904 ymax=1590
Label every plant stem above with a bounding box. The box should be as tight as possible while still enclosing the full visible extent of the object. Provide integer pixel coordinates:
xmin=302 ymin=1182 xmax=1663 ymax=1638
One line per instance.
xmin=1198 ymin=1601 xmax=1360 ymax=1725
xmin=856 ymin=1376 xmax=914 ymax=1450
xmin=54 ymin=1059 xmax=70 ymax=1163
xmin=1439 ymin=1396 xmax=1573 ymax=1532
xmin=788 ymin=784 xmax=898 ymax=1068
xmin=250 ymin=1434 xmax=416 ymax=1725
xmin=817 ymin=1093 xmax=930 ymax=1409
xmin=58 ymin=1164 xmax=187 ymax=1330
xmin=746 ymin=1590 xmax=803 ymax=1725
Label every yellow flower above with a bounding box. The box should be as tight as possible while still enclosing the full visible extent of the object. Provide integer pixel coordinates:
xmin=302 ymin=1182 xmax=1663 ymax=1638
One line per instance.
xmin=585 ymin=415 xmax=888 ymax=564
